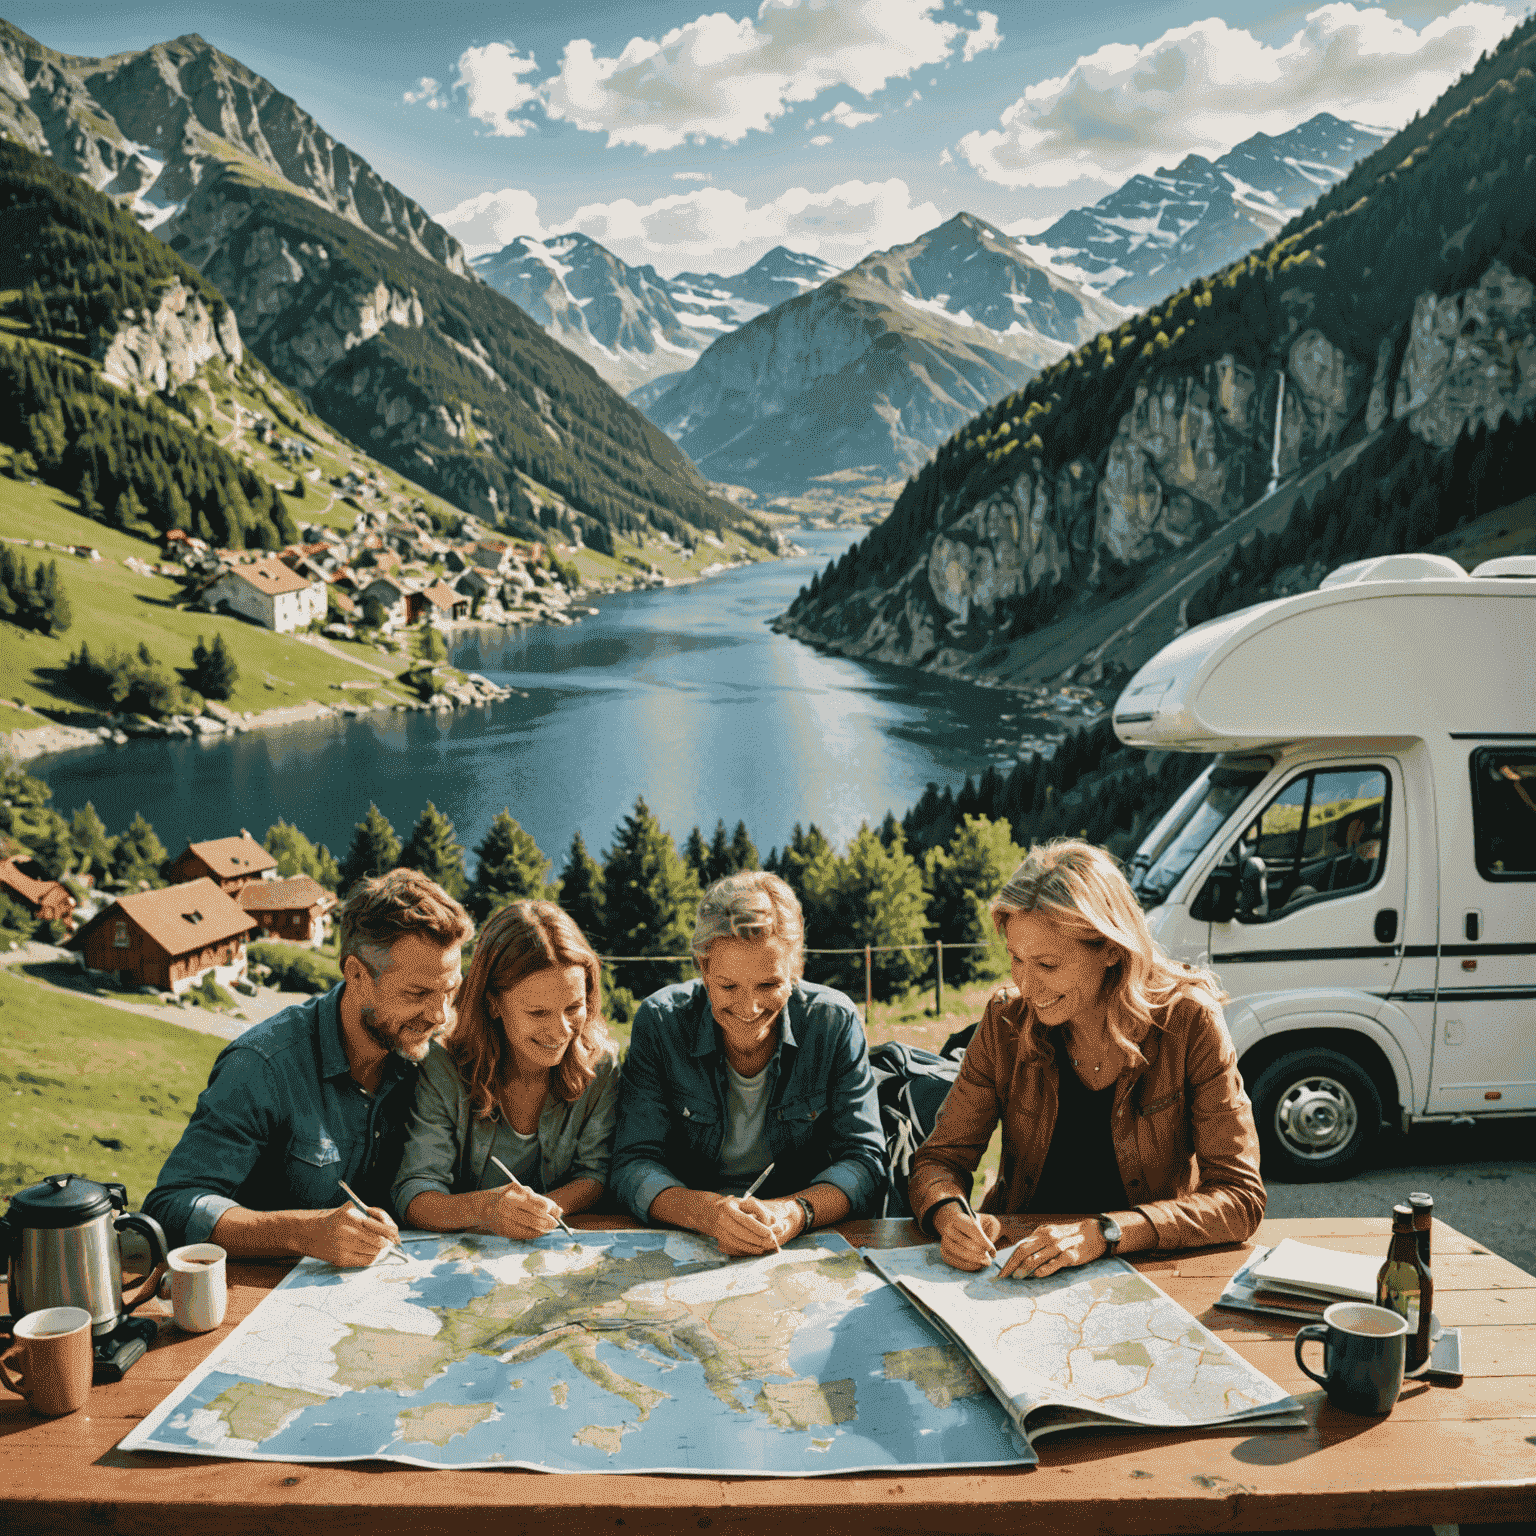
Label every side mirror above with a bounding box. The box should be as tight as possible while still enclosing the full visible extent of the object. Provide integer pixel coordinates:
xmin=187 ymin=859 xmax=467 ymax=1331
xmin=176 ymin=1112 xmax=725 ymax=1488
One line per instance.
xmin=1192 ymin=870 xmax=1237 ymax=924
xmin=1240 ymin=855 xmax=1269 ymax=920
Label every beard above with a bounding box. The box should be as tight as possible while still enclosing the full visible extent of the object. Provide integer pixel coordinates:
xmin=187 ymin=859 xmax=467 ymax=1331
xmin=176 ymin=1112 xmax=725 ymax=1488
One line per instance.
xmin=359 ymin=1005 xmax=446 ymax=1062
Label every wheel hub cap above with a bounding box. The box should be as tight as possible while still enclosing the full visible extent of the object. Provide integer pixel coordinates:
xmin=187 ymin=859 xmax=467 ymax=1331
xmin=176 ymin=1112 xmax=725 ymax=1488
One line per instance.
xmin=1274 ymin=1076 xmax=1358 ymax=1159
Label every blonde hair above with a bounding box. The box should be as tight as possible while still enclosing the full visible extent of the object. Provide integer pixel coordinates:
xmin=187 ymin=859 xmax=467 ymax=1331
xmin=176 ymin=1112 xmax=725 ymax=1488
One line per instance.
xmin=991 ymin=838 xmax=1226 ymax=1069
xmin=692 ymin=871 xmax=805 ymax=978
xmin=450 ymin=901 xmax=613 ymax=1114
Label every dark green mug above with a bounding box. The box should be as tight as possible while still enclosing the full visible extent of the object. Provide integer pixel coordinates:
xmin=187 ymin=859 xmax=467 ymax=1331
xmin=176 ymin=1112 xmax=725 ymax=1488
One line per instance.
xmin=1294 ymin=1301 xmax=1409 ymax=1415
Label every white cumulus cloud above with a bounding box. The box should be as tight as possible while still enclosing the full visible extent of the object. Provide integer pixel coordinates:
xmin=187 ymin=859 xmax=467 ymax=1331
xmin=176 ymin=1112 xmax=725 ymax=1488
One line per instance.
xmin=533 ymin=0 xmax=1002 ymax=151
xmin=961 ymin=11 xmax=1001 ymax=64
xmin=961 ymin=2 xmax=1515 ymax=193
xmin=554 ymin=176 xmax=943 ymax=272
xmin=821 ymin=100 xmax=882 ymax=129
xmin=456 ymin=42 xmax=542 ymax=137
xmin=435 ymin=188 xmax=547 ymax=257
xmin=402 ymin=76 xmax=444 ymax=110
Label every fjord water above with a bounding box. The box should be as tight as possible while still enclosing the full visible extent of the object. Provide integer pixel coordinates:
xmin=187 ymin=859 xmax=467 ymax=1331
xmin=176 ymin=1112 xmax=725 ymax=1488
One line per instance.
xmin=31 ymin=531 xmax=1021 ymax=867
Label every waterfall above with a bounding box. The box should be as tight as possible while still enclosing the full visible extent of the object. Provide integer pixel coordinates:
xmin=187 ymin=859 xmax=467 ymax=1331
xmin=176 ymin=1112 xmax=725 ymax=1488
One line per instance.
xmin=1265 ymin=373 xmax=1286 ymax=497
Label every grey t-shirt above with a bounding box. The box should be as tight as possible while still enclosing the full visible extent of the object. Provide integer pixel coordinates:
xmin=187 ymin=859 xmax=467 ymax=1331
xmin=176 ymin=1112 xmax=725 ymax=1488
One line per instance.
xmin=484 ymin=1120 xmax=542 ymax=1190
xmin=717 ymin=1059 xmax=774 ymax=1197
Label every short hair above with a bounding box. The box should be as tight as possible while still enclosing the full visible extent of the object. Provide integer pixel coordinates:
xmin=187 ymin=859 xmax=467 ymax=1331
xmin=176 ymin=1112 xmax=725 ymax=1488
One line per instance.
xmin=450 ymin=901 xmax=613 ymax=1112
xmin=991 ymin=838 xmax=1225 ymax=1068
xmin=337 ymin=868 xmax=472 ymax=975
xmin=692 ymin=871 xmax=804 ymax=977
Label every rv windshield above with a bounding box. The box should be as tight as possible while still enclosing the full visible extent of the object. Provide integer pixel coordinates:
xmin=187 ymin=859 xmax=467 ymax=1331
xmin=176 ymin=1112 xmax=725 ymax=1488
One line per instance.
xmin=1130 ymin=763 xmax=1268 ymax=909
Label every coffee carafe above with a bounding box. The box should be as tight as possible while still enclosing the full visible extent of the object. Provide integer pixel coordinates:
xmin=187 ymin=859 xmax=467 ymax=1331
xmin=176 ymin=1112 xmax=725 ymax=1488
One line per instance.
xmin=2 ymin=1173 xmax=167 ymax=1337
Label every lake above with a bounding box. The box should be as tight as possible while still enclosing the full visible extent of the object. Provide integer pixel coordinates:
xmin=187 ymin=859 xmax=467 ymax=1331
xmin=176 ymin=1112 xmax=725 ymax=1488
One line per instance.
xmin=29 ymin=530 xmax=1052 ymax=870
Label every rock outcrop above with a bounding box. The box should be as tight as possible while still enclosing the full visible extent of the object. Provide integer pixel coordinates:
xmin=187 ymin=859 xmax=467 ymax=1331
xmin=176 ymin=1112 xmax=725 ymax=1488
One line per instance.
xmin=96 ymin=278 xmax=242 ymax=392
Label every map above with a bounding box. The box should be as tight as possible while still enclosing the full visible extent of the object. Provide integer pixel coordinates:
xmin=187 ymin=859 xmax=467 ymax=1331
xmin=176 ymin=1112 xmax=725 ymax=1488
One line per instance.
xmin=119 ymin=1230 xmax=1032 ymax=1474
xmin=865 ymin=1244 xmax=1303 ymax=1446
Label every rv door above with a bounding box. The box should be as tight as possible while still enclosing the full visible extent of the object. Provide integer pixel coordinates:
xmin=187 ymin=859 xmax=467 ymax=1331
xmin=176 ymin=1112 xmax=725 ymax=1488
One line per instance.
xmin=1204 ymin=759 xmax=1409 ymax=1002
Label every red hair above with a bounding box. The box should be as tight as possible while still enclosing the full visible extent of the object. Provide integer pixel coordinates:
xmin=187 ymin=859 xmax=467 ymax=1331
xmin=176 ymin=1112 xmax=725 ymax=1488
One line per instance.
xmin=449 ymin=900 xmax=612 ymax=1116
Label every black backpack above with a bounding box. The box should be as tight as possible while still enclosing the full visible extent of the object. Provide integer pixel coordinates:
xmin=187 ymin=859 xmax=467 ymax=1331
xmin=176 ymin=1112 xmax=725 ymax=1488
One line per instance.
xmin=868 ymin=1039 xmax=967 ymax=1218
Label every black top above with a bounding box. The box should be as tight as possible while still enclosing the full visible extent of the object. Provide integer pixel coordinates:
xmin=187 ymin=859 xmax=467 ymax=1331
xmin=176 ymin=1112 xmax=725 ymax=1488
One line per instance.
xmin=1028 ymin=1059 xmax=1128 ymax=1216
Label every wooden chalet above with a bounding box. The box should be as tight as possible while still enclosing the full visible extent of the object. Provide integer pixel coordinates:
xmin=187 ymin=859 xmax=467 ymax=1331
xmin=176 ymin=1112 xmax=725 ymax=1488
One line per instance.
xmin=168 ymin=831 xmax=278 ymax=893
xmin=0 ymin=856 xmax=77 ymax=930
xmin=239 ymin=875 xmax=336 ymax=947
xmin=66 ymin=878 xmax=256 ymax=994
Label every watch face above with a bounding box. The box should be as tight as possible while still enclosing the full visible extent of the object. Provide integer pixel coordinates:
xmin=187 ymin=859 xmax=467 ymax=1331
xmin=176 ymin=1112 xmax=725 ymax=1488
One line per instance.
xmin=1099 ymin=1215 xmax=1121 ymax=1245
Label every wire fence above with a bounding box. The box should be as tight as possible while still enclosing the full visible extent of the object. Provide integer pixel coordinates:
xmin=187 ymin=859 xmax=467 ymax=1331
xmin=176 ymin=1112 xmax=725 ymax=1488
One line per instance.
xmin=594 ymin=939 xmax=995 ymax=1020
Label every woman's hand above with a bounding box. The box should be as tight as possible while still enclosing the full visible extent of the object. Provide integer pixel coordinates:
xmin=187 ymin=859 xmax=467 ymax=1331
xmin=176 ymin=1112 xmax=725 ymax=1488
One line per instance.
xmin=709 ymin=1195 xmax=799 ymax=1256
xmin=481 ymin=1181 xmax=563 ymax=1241
xmin=998 ymin=1219 xmax=1107 ymax=1280
xmin=933 ymin=1203 xmax=1002 ymax=1271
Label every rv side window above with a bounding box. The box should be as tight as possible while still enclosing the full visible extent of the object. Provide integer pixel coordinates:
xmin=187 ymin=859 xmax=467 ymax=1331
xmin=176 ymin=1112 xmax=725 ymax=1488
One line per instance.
xmin=1471 ymin=749 xmax=1536 ymax=880
xmin=1237 ymin=766 xmax=1390 ymax=920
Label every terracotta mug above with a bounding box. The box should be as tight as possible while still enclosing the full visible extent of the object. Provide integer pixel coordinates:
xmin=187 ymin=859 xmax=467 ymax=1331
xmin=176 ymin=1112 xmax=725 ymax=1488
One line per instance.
xmin=158 ymin=1244 xmax=228 ymax=1333
xmin=0 ymin=1306 xmax=94 ymax=1416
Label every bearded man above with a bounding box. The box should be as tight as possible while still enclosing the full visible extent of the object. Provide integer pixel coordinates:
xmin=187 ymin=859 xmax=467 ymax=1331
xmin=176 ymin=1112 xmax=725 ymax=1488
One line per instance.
xmin=146 ymin=869 xmax=472 ymax=1266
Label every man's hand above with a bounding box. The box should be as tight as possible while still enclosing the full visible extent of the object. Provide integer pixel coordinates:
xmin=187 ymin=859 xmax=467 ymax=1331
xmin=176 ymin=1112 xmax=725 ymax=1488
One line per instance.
xmin=482 ymin=1182 xmax=563 ymax=1241
xmin=998 ymin=1219 xmax=1107 ymax=1280
xmin=709 ymin=1195 xmax=797 ymax=1256
xmin=310 ymin=1202 xmax=401 ymax=1267
xmin=933 ymin=1203 xmax=1001 ymax=1271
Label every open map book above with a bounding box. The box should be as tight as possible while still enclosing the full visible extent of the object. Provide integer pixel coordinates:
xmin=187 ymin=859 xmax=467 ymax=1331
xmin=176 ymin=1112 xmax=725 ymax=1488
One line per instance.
xmin=864 ymin=1243 xmax=1304 ymax=1446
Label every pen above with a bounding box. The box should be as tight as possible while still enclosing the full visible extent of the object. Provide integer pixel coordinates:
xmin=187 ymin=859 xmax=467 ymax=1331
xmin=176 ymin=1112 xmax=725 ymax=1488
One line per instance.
xmin=490 ymin=1154 xmax=578 ymax=1239
xmin=336 ymin=1179 xmax=410 ymax=1262
xmin=740 ymin=1163 xmax=779 ymax=1252
xmin=959 ymin=1196 xmax=997 ymax=1264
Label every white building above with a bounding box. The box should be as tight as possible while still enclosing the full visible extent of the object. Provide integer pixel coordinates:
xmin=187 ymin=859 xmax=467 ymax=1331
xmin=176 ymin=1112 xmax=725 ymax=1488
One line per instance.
xmin=201 ymin=558 xmax=326 ymax=634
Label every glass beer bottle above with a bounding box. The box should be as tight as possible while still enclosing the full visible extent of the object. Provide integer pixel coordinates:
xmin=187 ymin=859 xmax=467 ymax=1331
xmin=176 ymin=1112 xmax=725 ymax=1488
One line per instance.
xmin=1376 ymin=1202 xmax=1433 ymax=1372
xmin=1409 ymin=1192 xmax=1434 ymax=1269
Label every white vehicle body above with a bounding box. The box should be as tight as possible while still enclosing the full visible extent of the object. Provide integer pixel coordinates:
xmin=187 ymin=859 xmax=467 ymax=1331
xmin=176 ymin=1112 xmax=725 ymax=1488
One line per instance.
xmin=1113 ymin=551 xmax=1536 ymax=1174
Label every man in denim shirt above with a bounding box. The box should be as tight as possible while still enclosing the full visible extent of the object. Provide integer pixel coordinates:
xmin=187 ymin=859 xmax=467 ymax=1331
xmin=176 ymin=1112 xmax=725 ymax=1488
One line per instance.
xmin=610 ymin=872 xmax=884 ymax=1254
xmin=146 ymin=870 xmax=472 ymax=1267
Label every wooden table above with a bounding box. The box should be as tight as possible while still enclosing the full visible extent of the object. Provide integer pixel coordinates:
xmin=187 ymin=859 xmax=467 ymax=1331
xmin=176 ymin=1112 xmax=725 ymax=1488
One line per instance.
xmin=3 ymin=1216 xmax=1533 ymax=1535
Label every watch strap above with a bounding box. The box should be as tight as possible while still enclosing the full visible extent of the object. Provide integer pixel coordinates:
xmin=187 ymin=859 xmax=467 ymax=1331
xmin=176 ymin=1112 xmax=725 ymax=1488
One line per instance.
xmin=1095 ymin=1213 xmax=1122 ymax=1255
xmin=794 ymin=1195 xmax=817 ymax=1235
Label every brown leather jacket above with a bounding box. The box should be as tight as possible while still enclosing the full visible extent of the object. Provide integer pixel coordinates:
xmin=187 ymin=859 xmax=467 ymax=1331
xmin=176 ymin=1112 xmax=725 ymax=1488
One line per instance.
xmin=909 ymin=984 xmax=1265 ymax=1251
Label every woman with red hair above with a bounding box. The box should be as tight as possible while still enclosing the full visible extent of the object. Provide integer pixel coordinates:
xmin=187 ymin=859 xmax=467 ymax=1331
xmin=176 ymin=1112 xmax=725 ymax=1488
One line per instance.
xmin=910 ymin=838 xmax=1264 ymax=1279
xmin=393 ymin=900 xmax=618 ymax=1238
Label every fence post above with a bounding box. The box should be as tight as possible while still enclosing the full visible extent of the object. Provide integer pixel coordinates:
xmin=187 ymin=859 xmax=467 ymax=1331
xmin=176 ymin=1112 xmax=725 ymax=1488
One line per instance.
xmin=864 ymin=945 xmax=872 ymax=1023
xmin=934 ymin=939 xmax=944 ymax=1017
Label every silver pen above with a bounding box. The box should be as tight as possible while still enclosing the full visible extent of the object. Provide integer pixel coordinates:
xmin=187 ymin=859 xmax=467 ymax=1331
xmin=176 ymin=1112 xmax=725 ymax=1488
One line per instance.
xmin=490 ymin=1154 xmax=578 ymax=1239
xmin=739 ymin=1163 xmax=779 ymax=1252
xmin=336 ymin=1179 xmax=410 ymax=1262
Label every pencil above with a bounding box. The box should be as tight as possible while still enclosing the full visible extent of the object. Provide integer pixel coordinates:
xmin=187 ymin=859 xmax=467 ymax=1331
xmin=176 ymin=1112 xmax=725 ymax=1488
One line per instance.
xmin=740 ymin=1163 xmax=779 ymax=1251
xmin=336 ymin=1179 xmax=410 ymax=1262
xmin=490 ymin=1154 xmax=578 ymax=1239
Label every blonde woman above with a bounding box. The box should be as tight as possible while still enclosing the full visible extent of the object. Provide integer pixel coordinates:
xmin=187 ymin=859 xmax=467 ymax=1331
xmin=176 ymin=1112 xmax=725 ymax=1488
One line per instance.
xmin=393 ymin=901 xmax=618 ymax=1238
xmin=609 ymin=872 xmax=885 ymax=1257
xmin=910 ymin=839 xmax=1264 ymax=1278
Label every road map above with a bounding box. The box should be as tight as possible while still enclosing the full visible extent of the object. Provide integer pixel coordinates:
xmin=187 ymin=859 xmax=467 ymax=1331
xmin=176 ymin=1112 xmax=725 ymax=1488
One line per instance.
xmin=119 ymin=1230 xmax=1032 ymax=1474
xmin=865 ymin=1244 xmax=1304 ymax=1446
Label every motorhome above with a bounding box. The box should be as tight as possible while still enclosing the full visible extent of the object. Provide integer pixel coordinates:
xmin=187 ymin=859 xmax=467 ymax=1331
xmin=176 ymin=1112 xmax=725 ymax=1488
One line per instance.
xmin=1113 ymin=551 xmax=1535 ymax=1177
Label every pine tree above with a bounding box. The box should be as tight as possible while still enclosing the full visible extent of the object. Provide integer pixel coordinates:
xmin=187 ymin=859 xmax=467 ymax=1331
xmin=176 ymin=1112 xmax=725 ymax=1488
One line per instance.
xmin=825 ymin=823 xmax=928 ymax=998
xmin=399 ymin=802 xmax=467 ymax=898
xmin=469 ymin=809 xmax=550 ymax=919
xmin=728 ymin=820 xmax=759 ymax=874
xmin=924 ymin=815 xmax=1026 ymax=982
xmin=110 ymin=812 xmax=168 ymax=890
xmin=774 ymin=822 xmax=840 ymax=955
xmin=682 ymin=825 xmax=709 ymax=882
xmin=264 ymin=820 xmax=341 ymax=890
xmin=556 ymin=830 xmax=605 ymax=949
xmin=69 ymin=802 xmax=115 ymax=882
xmin=704 ymin=818 xmax=733 ymax=884
xmin=338 ymin=803 xmax=402 ymax=893
xmin=601 ymin=796 xmax=699 ymax=998
xmin=190 ymin=634 xmax=239 ymax=700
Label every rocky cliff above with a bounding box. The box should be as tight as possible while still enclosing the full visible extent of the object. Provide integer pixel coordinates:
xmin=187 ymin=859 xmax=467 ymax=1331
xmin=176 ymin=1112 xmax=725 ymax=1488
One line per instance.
xmin=777 ymin=20 xmax=1536 ymax=688
xmin=96 ymin=276 xmax=243 ymax=392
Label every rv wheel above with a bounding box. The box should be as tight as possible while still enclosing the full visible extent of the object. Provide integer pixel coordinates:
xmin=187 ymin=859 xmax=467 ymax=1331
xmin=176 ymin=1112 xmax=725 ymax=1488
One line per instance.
xmin=1252 ymin=1048 xmax=1382 ymax=1180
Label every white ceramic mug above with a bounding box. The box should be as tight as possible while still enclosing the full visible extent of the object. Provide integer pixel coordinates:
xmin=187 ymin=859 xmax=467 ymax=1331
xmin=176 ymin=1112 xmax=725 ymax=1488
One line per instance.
xmin=159 ymin=1244 xmax=228 ymax=1333
xmin=0 ymin=1306 xmax=94 ymax=1416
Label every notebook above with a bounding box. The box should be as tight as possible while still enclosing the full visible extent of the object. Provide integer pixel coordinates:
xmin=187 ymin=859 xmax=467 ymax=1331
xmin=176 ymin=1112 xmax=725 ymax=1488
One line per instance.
xmin=1248 ymin=1237 xmax=1381 ymax=1302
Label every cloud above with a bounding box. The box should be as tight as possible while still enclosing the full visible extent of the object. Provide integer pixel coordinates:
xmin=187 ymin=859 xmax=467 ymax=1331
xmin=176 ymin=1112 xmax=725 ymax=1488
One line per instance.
xmin=672 ymin=171 xmax=712 ymax=182
xmin=533 ymin=0 xmax=1002 ymax=151
xmin=820 ymin=100 xmax=882 ymax=129
xmin=961 ymin=11 xmax=1001 ymax=64
xmin=455 ymin=42 xmax=541 ymax=137
xmin=810 ymin=134 xmax=834 ymax=146
xmin=961 ymin=2 xmax=1514 ymax=193
xmin=556 ymin=176 xmax=943 ymax=271
xmin=402 ymin=76 xmax=445 ymax=110
xmin=435 ymin=188 xmax=547 ymax=257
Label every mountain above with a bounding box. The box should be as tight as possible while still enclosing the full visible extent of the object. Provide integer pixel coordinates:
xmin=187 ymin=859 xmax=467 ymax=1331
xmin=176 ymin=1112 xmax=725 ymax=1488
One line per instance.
xmin=640 ymin=213 xmax=1124 ymax=493
xmin=1030 ymin=114 xmax=1391 ymax=309
xmin=0 ymin=23 xmax=766 ymax=553
xmin=473 ymin=236 xmax=837 ymax=398
xmin=776 ymin=19 xmax=1536 ymax=692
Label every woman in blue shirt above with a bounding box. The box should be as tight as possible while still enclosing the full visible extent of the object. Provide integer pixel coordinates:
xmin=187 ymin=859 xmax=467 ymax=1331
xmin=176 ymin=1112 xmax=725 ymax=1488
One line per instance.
xmin=610 ymin=872 xmax=885 ymax=1255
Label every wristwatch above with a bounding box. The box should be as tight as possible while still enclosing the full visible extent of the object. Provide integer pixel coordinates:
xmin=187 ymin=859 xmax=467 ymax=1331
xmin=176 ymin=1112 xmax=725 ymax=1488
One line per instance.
xmin=1094 ymin=1213 xmax=1122 ymax=1256
xmin=794 ymin=1195 xmax=817 ymax=1236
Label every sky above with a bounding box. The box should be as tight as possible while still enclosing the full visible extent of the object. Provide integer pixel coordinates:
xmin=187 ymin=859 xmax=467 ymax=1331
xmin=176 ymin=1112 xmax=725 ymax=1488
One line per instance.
xmin=8 ymin=0 xmax=1526 ymax=275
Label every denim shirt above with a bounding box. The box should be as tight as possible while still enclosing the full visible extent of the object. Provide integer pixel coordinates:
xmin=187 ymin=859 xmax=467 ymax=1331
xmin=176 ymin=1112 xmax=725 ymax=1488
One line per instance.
xmin=144 ymin=982 xmax=417 ymax=1248
xmin=609 ymin=978 xmax=885 ymax=1223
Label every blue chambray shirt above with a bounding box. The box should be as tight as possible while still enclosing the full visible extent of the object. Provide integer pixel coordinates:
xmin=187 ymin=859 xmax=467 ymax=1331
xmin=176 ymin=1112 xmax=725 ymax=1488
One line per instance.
xmin=144 ymin=982 xmax=417 ymax=1248
xmin=609 ymin=978 xmax=885 ymax=1223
